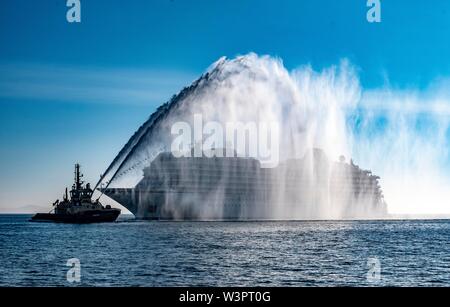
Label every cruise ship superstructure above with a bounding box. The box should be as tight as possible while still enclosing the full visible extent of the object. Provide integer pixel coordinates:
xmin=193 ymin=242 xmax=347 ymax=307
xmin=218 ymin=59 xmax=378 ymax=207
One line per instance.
xmin=103 ymin=148 xmax=386 ymax=220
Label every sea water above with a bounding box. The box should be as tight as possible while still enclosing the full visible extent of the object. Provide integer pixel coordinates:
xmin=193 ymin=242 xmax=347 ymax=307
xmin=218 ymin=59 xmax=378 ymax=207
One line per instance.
xmin=0 ymin=215 xmax=449 ymax=286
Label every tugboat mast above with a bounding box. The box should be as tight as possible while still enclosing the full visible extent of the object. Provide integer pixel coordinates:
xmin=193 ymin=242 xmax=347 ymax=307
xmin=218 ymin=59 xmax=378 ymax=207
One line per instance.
xmin=70 ymin=163 xmax=85 ymax=202
xmin=74 ymin=163 xmax=83 ymax=190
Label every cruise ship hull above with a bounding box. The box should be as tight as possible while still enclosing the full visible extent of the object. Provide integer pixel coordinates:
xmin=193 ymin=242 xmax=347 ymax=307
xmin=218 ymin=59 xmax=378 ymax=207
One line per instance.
xmin=104 ymin=188 xmax=385 ymax=220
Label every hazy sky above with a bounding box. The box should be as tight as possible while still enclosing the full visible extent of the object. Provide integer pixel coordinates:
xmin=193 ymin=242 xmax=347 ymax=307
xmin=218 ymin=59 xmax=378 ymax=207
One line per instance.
xmin=1 ymin=0 xmax=450 ymax=212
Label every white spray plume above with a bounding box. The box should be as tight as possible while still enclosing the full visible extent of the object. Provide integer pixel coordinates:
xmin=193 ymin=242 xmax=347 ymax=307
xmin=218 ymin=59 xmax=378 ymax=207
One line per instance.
xmin=101 ymin=53 xmax=450 ymax=215
xmin=354 ymin=88 xmax=450 ymax=214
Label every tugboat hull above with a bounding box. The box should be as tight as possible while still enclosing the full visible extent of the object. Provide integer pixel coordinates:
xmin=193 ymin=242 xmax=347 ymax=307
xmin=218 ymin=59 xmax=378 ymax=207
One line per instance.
xmin=31 ymin=209 xmax=120 ymax=224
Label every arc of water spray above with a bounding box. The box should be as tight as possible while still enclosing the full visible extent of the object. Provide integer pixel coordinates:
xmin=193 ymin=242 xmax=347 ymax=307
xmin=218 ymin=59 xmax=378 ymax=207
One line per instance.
xmin=93 ymin=120 xmax=159 ymax=200
xmin=92 ymin=70 xmax=214 ymax=200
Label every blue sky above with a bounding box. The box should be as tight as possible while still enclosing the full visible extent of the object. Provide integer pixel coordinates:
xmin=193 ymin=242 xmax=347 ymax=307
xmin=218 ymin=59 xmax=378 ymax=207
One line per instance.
xmin=1 ymin=0 xmax=450 ymax=211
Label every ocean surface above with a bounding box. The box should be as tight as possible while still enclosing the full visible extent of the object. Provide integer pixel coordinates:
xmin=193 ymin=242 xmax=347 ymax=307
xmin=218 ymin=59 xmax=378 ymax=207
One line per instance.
xmin=0 ymin=214 xmax=449 ymax=287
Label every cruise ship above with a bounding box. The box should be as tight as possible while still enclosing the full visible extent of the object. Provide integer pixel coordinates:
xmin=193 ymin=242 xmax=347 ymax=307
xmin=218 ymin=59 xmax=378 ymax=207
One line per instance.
xmin=102 ymin=148 xmax=387 ymax=220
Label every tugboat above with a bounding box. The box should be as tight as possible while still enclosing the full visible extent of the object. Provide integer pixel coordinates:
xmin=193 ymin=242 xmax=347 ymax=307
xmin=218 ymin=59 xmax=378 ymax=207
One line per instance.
xmin=31 ymin=164 xmax=121 ymax=223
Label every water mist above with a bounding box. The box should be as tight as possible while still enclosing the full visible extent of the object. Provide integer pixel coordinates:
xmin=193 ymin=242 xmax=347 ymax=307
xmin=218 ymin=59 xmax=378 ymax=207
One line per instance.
xmin=99 ymin=53 xmax=450 ymax=218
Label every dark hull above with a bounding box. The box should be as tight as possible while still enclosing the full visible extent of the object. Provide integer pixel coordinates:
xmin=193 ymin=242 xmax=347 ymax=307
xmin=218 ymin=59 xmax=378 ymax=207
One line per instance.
xmin=31 ymin=209 xmax=120 ymax=224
